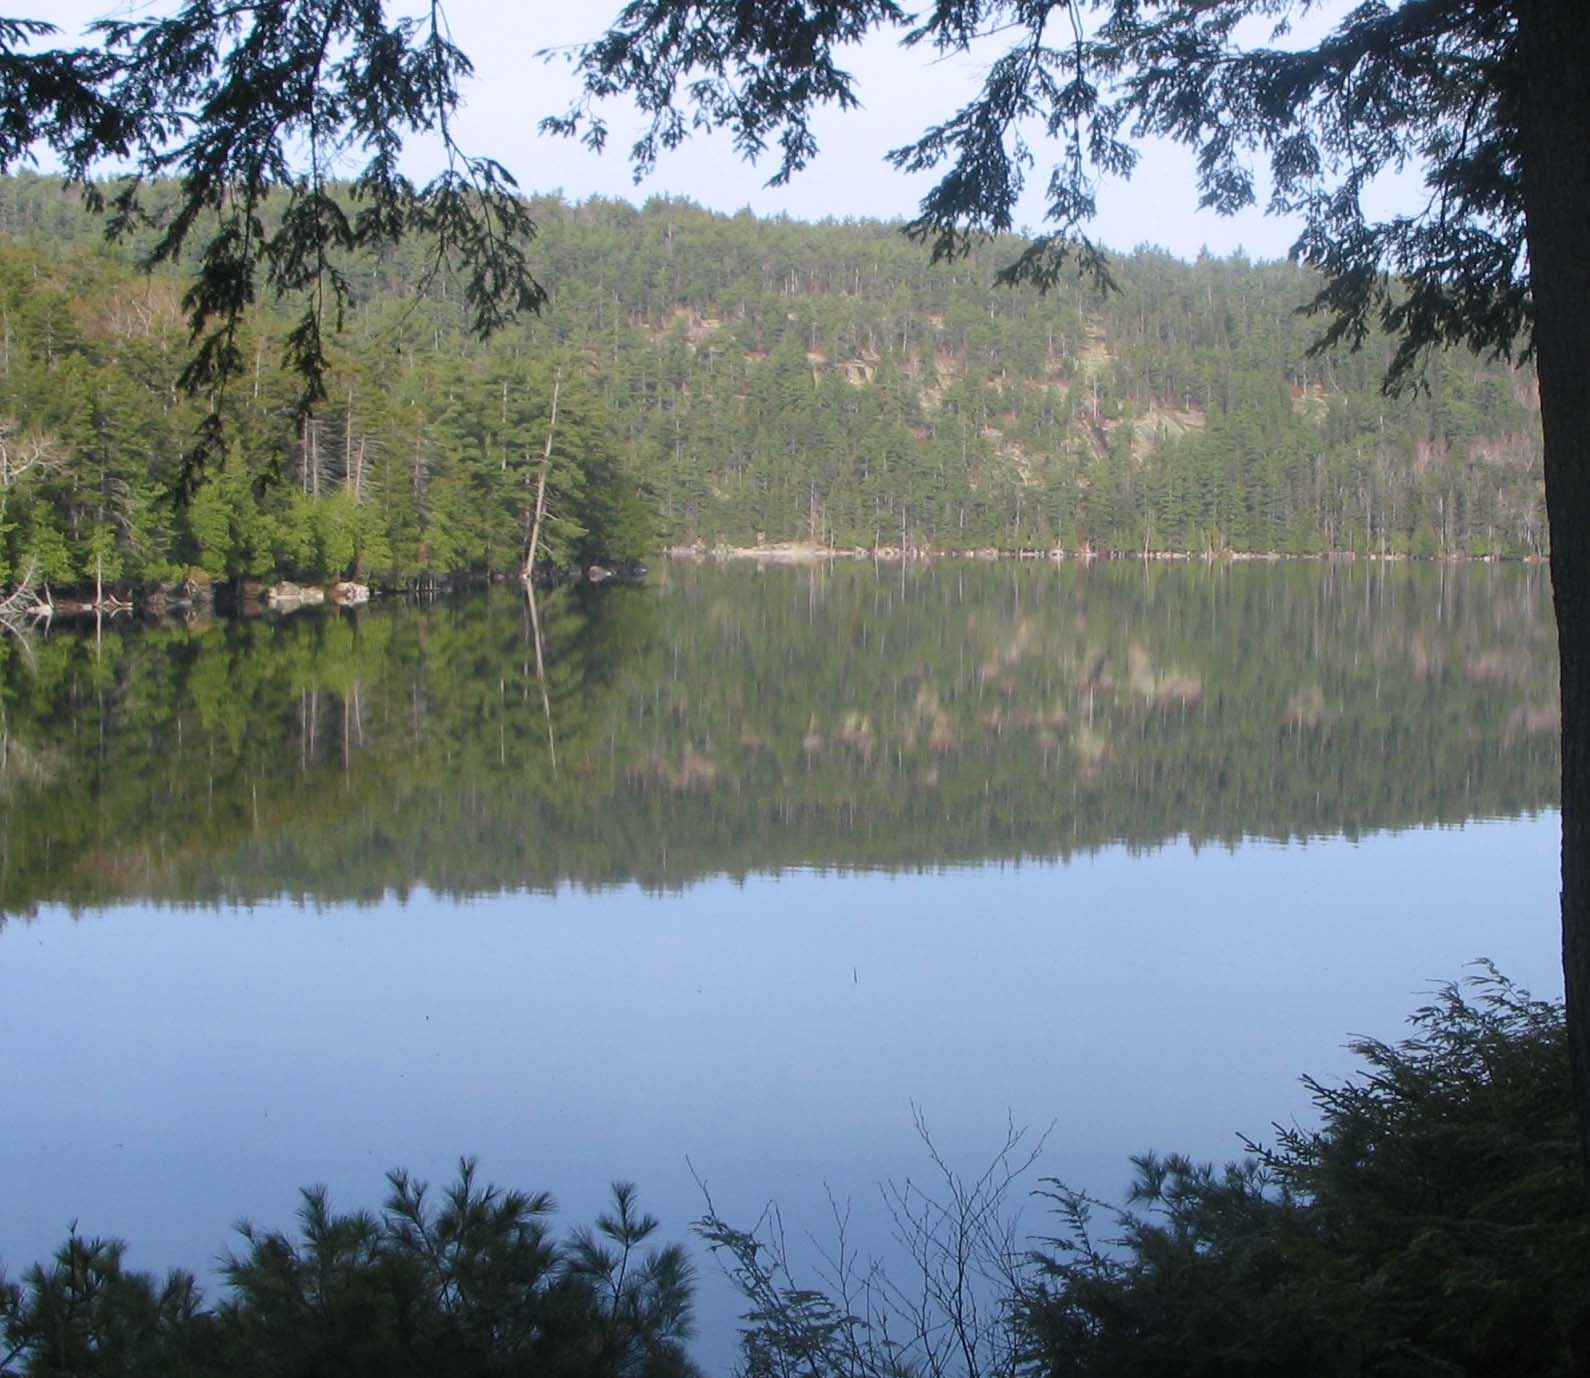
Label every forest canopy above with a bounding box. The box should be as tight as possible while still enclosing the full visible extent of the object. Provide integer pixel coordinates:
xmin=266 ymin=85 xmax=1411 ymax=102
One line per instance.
xmin=0 ymin=176 xmax=1544 ymax=594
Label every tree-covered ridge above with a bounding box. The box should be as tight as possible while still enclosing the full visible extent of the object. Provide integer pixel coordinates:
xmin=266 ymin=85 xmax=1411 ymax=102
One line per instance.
xmin=0 ymin=174 xmax=1544 ymax=594
xmin=0 ymin=563 xmax=1556 ymax=916
xmin=517 ymin=206 xmax=1543 ymax=558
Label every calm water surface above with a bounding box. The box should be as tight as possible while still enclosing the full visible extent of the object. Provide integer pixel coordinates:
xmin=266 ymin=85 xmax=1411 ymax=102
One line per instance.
xmin=0 ymin=561 xmax=1565 ymax=1373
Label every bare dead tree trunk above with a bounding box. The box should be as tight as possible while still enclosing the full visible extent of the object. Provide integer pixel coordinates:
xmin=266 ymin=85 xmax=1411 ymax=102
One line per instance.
xmin=344 ymin=386 xmax=367 ymax=502
xmin=0 ymin=557 xmax=43 ymax=644
xmin=521 ymin=367 xmax=563 ymax=583
xmin=300 ymin=415 xmax=322 ymax=497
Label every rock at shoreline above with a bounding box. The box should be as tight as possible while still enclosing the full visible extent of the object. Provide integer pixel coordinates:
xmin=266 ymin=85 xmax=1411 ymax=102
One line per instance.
xmin=267 ymin=582 xmax=326 ymax=608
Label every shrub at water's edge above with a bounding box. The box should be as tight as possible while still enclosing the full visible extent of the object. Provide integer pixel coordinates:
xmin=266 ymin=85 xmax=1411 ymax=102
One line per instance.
xmin=1015 ymin=964 xmax=1589 ymax=1378
xmin=0 ymin=1169 xmax=700 ymax=1378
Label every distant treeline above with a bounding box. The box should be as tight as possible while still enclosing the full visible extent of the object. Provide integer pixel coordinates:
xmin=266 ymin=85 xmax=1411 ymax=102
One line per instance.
xmin=0 ymin=175 xmax=1546 ymax=592
xmin=0 ymin=563 xmax=1557 ymax=915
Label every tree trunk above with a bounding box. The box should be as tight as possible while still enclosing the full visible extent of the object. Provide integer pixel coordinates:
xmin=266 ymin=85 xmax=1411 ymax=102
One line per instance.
xmin=521 ymin=368 xmax=563 ymax=583
xmin=1518 ymin=0 xmax=1590 ymax=1178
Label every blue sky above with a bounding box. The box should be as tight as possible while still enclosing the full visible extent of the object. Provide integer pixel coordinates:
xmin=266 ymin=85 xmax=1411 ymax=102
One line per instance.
xmin=43 ymin=0 xmax=1415 ymax=263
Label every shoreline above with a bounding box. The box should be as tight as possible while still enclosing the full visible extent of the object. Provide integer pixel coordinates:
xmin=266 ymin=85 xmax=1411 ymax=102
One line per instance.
xmin=664 ymin=540 xmax=1547 ymax=566
xmin=5 ymin=545 xmax=1547 ymax=624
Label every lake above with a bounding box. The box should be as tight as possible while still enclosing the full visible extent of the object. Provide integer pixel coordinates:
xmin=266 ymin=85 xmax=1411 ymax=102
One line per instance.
xmin=0 ymin=559 xmax=1566 ymax=1374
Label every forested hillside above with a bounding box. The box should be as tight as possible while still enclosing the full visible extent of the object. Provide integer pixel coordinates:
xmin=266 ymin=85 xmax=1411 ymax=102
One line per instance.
xmin=0 ymin=174 xmax=1545 ymax=591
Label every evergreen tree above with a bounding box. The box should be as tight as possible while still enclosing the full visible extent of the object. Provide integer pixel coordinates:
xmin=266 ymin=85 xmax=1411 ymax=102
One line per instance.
xmin=0 ymin=1166 xmax=700 ymax=1378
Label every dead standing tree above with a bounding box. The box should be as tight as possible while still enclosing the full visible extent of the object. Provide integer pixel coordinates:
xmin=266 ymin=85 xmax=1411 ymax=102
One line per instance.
xmin=520 ymin=366 xmax=563 ymax=584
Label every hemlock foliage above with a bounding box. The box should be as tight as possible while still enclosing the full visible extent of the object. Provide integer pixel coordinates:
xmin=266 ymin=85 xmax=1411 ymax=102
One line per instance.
xmin=554 ymin=0 xmax=1537 ymax=384
xmin=6 ymin=0 xmax=543 ymax=484
xmin=1017 ymin=967 xmax=1589 ymax=1377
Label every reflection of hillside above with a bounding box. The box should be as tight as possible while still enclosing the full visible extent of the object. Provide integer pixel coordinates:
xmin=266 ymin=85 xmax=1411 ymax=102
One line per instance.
xmin=0 ymin=563 xmax=1560 ymax=914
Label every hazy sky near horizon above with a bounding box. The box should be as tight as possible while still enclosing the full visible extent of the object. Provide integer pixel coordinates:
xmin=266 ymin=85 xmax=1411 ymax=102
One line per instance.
xmin=43 ymin=0 xmax=1415 ymax=263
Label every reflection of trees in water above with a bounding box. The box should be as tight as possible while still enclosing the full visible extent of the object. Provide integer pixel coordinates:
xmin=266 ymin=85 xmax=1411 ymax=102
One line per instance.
xmin=618 ymin=561 xmax=1557 ymax=871
xmin=525 ymin=586 xmax=558 ymax=778
xmin=0 ymin=581 xmax=666 ymax=915
xmin=0 ymin=563 xmax=1560 ymax=914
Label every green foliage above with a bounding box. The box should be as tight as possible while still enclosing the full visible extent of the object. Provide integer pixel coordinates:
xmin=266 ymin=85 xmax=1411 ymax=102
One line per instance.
xmin=0 ymin=214 xmax=662 ymax=590
xmin=0 ymin=1165 xmax=699 ymax=1378
xmin=0 ymin=180 xmax=1547 ymax=588
xmin=0 ymin=1234 xmax=212 ymax=1378
xmin=18 ymin=509 xmax=71 ymax=586
xmin=14 ymin=4 xmax=544 ymax=481
xmin=1017 ymin=966 xmax=1590 ymax=1377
